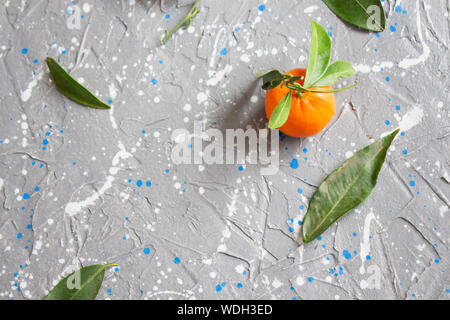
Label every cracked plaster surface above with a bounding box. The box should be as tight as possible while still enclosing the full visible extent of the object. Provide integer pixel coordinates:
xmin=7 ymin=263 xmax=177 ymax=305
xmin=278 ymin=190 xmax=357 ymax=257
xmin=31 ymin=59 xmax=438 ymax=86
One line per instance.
xmin=0 ymin=0 xmax=448 ymax=300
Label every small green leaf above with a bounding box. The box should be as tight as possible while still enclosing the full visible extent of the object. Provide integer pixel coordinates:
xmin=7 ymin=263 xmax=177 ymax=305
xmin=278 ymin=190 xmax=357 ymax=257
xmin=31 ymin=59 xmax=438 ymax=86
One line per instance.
xmin=302 ymin=129 xmax=399 ymax=243
xmin=268 ymin=91 xmax=292 ymax=129
xmin=312 ymin=61 xmax=356 ymax=87
xmin=322 ymin=0 xmax=386 ymax=32
xmin=44 ymin=264 xmax=116 ymax=300
xmin=304 ymin=21 xmax=332 ymax=89
xmin=261 ymin=70 xmax=285 ymax=90
xmin=46 ymin=57 xmax=111 ymax=110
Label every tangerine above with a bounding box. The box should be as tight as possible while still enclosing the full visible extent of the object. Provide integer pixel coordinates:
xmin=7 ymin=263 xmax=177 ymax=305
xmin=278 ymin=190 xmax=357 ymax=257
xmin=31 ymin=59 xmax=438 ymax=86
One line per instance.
xmin=265 ymin=68 xmax=336 ymax=138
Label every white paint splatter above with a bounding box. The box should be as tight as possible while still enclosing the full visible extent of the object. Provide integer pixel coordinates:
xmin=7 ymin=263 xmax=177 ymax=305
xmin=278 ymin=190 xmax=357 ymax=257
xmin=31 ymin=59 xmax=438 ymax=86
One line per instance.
xmin=108 ymin=83 xmax=117 ymax=99
xmin=272 ymin=278 xmax=283 ymax=288
xmin=197 ymin=92 xmax=208 ymax=104
xmin=295 ymin=276 xmax=305 ymax=286
xmin=304 ymin=6 xmax=319 ymax=14
xmin=354 ymin=61 xmax=394 ymax=74
xmin=65 ymin=142 xmax=132 ymax=216
xmin=240 ymin=54 xmax=250 ymax=63
xmin=359 ymin=209 xmax=377 ymax=274
xmin=398 ymin=106 xmax=424 ymax=132
xmin=21 ymin=72 xmax=43 ymax=102
xmin=206 ymin=64 xmax=233 ymax=86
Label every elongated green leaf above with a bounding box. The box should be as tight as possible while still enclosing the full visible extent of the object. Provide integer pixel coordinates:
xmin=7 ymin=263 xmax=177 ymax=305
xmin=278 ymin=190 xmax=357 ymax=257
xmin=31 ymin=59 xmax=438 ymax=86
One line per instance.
xmin=46 ymin=57 xmax=110 ymax=110
xmin=322 ymin=0 xmax=385 ymax=32
xmin=45 ymin=264 xmax=116 ymax=300
xmin=268 ymin=91 xmax=292 ymax=129
xmin=302 ymin=129 xmax=399 ymax=243
xmin=312 ymin=61 xmax=356 ymax=87
xmin=304 ymin=21 xmax=332 ymax=89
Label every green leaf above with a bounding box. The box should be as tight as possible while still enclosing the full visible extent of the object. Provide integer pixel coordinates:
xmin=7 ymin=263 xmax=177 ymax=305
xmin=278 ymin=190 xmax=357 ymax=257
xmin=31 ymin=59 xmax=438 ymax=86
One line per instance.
xmin=268 ymin=91 xmax=292 ymax=129
xmin=44 ymin=264 xmax=116 ymax=300
xmin=304 ymin=21 xmax=332 ymax=89
xmin=46 ymin=57 xmax=111 ymax=110
xmin=322 ymin=0 xmax=386 ymax=32
xmin=261 ymin=70 xmax=285 ymax=90
xmin=312 ymin=61 xmax=356 ymax=87
xmin=302 ymin=129 xmax=399 ymax=243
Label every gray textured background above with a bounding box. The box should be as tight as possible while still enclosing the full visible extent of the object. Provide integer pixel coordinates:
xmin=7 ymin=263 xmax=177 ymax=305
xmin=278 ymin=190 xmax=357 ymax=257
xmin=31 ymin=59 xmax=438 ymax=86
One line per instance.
xmin=0 ymin=0 xmax=449 ymax=300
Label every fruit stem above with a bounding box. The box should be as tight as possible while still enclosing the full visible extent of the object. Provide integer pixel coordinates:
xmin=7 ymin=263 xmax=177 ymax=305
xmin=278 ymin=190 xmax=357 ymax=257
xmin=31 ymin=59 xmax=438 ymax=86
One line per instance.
xmin=161 ymin=0 xmax=200 ymax=45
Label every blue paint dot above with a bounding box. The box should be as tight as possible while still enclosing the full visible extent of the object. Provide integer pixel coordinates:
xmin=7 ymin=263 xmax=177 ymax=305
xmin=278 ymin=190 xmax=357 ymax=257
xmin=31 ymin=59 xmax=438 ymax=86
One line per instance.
xmin=385 ymin=120 xmax=390 ymax=125
xmin=366 ymin=255 xmax=371 ymax=261
xmin=297 ymin=188 xmax=303 ymax=194
xmin=238 ymin=166 xmax=244 ymax=171
xmin=409 ymin=181 xmax=416 ymax=187
xmin=402 ymin=149 xmax=408 ymax=155
xmin=395 ymin=6 xmax=402 ymax=13
xmin=165 ymin=14 xmax=170 ymax=19
xmin=151 ymin=78 xmax=158 ymax=85
xmin=385 ymin=77 xmax=390 ymax=82
xmin=220 ymin=48 xmax=227 ymax=56
xmin=390 ymin=25 xmax=397 ymax=32
xmin=299 ymin=205 xmax=304 ymax=210
xmin=33 ymin=59 xmax=39 ymax=64
xmin=21 ymin=48 xmax=28 ymax=54
xmin=143 ymin=248 xmax=150 ymax=255
xmin=146 ymin=180 xmax=152 ymax=187
xmin=435 ymin=258 xmax=440 ymax=263
xmin=290 ymin=159 xmax=299 ymax=169
xmin=23 ymin=193 xmax=30 ymax=200
xmin=174 ymin=257 xmax=180 ymax=264
xmin=353 ymin=232 xmax=357 ymax=237
xmin=307 ymin=277 xmax=313 ymax=283
xmin=237 ymin=283 xmax=243 ymax=288
xmin=42 ymin=139 xmax=49 ymax=145
xmin=396 ymin=105 xmax=401 ymax=110
xmin=17 ymin=233 xmax=23 ymax=239
xmin=27 ymin=224 xmax=32 ymax=229
xmin=136 ymin=180 xmax=143 ymax=187
xmin=258 ymin=4 xmax=266 ymax=11
xmin=288 ymin=227 xmax=294 ymax=233
xmin=343 ymin=250 xmax=352 ymax=260
xmin=215 ymin=284 xmax=222 ymax=292
xmin=35 ymin=186 xmax=40 ymax=192
xmin=302 ymin=148 xmax=308 ymax=153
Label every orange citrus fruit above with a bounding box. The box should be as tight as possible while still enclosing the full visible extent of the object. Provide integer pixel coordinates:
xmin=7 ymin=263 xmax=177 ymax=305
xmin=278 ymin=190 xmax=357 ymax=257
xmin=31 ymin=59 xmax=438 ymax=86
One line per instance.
xmin=265 ymin=68 xmax=336 ymax=138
